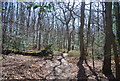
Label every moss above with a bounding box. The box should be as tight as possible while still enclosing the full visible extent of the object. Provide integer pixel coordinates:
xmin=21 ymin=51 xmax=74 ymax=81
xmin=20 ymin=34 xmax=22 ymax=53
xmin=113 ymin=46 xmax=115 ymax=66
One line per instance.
xmin=2 ymin=48 xmax=53 ymax=57
xmin=11 ymin=49 xmax=19 ymax=51
xmin=53 ymin=51 xmax=61 ymax=56
xmin=21 ymin=50 xmax=41 ymax=54
xmin=59 ymin=49 xmax=68 ymax=52
xmin=68 ymin=50 xmax=80 ymax=57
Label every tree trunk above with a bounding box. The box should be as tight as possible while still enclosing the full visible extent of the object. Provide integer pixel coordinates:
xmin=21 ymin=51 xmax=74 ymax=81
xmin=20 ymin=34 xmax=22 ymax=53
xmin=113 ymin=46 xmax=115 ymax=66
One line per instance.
xmin=114 ymin=2 xmax=120 ymax=46
xmin=66 ymin=24 xmax=71 ymax=52
xmin=102 ymin=2 xmax=116 ymax=81
xmin=9 ymin=3 xmax=13 ymax=33
xmin=37 ymin=12 xmax=42 ymax=50
xmin=86 ymin=2 xmax=92 ymax=59
xmin=114 ymin=2 xmax=120 ymax=80
xmin=38 ymin=31 xmax=41 ymax=50
xmin=2 ymin=2 xmax=8 ymax=49
xmin=71 ymin=16 xmax=75 ymax=50
xmin=77 ymin=1 xmax=87 ymax=81
xmin=112 ymin=35 xmax=120 ymax=81
xmin=79 ymin=1 xmax=86 ymax=64
xmin=86 ymin=2 xmax=92 ymax=48
xmin=27 ymin=7 xmax=31 ymax=37
xmin=15 ymin=2 xmax=19 ymax=35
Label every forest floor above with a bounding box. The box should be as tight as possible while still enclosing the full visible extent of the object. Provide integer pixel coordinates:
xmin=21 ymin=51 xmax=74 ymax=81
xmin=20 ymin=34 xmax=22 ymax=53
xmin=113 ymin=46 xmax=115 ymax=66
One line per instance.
xmin=1 ymin=53 xmax=115 ymax=81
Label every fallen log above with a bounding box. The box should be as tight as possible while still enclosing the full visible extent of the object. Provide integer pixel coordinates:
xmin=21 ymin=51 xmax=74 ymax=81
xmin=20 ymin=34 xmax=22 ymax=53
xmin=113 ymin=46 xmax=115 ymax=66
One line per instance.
xmin=2 ymin=49 xmax=53 ymax=57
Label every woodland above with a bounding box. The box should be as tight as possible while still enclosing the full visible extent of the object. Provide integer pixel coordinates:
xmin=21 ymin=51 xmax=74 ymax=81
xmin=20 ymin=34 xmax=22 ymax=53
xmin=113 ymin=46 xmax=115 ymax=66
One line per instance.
xmin=0 ymin=1 xmax=120 ymax=81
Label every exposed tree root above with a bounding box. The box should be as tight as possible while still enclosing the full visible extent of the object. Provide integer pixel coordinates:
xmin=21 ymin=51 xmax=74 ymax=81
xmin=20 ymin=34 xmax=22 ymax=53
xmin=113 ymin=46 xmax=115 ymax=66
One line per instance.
xmin=85 ymin=59 xmax=101 ymax=81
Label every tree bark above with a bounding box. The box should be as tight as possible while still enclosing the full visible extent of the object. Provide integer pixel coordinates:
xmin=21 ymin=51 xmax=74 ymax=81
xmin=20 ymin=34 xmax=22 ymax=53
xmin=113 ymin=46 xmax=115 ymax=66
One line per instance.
xmin=102 ymin=2 xmax=116 ymax=81
xmin=114 ymin=2 xmax=120 ymax=80
xmin=114 ymin=2 xmax=120 ymax=46
xmin=77 ymin=1 xmax=87 ymax=81
xmin=112 ymin=35 xmax=120 ymax=81
xmin=86 ymin=2 xmax=92 ymax=48
xmin=79 ymin=1 xmax=86 ymax=64
xmin=67 ymin=23 xmax=71 ymax=52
